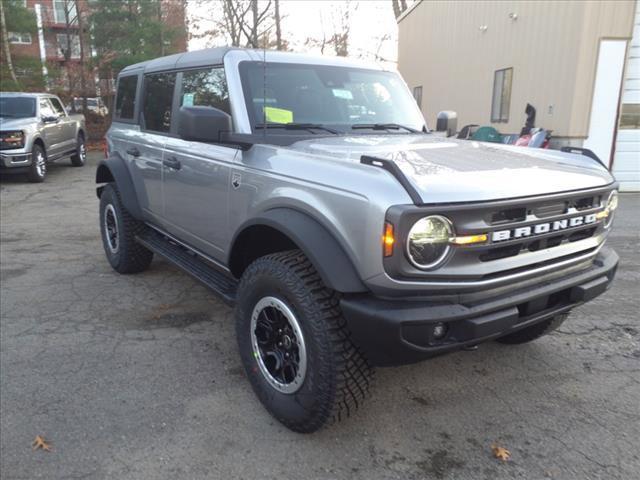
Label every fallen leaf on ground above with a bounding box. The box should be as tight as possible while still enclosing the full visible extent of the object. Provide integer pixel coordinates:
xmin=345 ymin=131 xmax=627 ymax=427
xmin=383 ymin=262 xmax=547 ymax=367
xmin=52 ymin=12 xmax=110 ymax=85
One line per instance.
xmin=32 ymin=435 xmax=52 ymax=452
xmin=491 ymin=444 xmax=510 ymax=461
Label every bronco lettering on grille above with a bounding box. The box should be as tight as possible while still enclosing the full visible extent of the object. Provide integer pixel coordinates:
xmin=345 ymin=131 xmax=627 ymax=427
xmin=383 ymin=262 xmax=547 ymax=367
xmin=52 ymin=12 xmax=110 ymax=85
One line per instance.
xmin=491 ymin=214 xmax=597 ymax=242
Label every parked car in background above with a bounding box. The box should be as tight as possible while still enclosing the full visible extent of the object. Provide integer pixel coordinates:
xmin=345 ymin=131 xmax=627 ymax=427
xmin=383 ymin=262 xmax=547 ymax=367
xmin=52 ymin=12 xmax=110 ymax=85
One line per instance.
xmin=97 ymin=47 xmax=619 ymax=433
xmin=68 ymin=97 xmax=109 ymax=116
xmin=0 ymin=93 xmax=87 ymax=182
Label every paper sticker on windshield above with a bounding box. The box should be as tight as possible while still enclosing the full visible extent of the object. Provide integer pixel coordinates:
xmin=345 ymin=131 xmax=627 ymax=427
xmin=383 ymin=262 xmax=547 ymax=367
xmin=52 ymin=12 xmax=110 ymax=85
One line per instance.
xmin=183 ymin=93 xmax=195 ymax=106
xmin=332 ymin=89 xmax=353 ymax=100
xmin=264 ymin=106 xmax=293 ymax=124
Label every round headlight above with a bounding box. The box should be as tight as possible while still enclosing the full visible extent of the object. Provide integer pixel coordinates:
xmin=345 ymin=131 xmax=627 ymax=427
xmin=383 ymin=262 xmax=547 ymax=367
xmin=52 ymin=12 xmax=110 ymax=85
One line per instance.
xmin=605 ymin=190 xmax=618 ymax=228
xmin=406 ymin=215 xmax=452 ymax=269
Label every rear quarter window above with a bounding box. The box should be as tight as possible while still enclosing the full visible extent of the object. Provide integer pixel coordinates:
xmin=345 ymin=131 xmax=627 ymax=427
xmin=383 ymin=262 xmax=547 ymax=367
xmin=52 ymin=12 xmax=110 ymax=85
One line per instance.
xmin=115 ymin=75 xmax=138 ymax=120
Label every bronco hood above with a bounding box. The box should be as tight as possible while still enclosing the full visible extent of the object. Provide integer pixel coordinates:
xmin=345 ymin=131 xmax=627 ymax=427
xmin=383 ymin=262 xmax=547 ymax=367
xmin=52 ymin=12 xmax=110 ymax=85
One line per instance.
xmin=289 ymin=134 xmax=614 ymax=203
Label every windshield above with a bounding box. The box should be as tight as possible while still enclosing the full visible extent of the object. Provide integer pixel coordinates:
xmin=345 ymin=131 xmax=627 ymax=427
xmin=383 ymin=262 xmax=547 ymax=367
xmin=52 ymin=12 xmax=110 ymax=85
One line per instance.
xmin=0 ymin=97 xmax=36 ymax=119
xmin=239 ymin=61 xmax=425 ymax=133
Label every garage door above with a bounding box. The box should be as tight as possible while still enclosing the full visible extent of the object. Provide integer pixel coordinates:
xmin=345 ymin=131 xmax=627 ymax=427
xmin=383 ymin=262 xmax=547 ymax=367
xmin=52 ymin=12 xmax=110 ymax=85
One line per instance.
xmin=613 ymin=6 xmax=640 ymax=192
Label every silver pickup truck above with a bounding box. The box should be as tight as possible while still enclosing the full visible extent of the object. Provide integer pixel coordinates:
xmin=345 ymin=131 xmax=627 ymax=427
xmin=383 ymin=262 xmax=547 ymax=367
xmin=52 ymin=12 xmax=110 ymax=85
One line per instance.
xmin=0 ymin=92 xmax=87 ymax=182
xmin=97 ymin=48 xmax=619 ymax=433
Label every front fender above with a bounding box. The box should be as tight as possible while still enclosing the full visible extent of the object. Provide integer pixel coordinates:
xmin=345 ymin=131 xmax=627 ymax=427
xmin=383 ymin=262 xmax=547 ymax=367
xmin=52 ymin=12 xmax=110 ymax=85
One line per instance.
xmin=95 ymin=153 xmax=143 ymax=220
xmin=231 ymin=208 xmax=367 ymax=293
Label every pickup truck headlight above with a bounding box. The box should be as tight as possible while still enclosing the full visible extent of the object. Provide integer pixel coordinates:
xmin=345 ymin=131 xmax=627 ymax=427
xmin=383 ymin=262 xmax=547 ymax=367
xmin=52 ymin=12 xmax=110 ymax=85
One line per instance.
xmin=0 ymin=131 xmax=25 ymax=150
xmin=406 ymin=215 xmax=452 ymax=269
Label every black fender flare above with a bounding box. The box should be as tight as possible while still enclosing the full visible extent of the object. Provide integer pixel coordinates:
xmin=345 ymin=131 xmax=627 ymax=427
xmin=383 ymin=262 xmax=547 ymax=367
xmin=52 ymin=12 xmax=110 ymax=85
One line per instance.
xmin=230 ymin=208 xmax=367 ymax=293
xmin=95 ymin=154 xmax=143 ymax=220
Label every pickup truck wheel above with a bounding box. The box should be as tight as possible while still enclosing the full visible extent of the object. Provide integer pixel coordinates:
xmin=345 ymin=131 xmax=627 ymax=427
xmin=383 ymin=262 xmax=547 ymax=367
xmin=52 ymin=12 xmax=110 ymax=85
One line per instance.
xmin=70 ymin=134 xmax=86 ymax=166
xmin=27 ymin=144 xmax=47 ymax=183
xmin=235 ymin=250 xmax=373 ymax=433
xmin=495 ymin=313 xmax=568 ymax=345
xmin=99 ymin=184 xmax=153 ymax=273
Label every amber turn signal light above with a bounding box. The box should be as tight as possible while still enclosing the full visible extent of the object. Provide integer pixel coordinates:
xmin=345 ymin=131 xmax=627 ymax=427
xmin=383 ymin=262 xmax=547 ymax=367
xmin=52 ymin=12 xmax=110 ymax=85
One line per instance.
xmin=383 ymin=222 xmax=395 ymax=257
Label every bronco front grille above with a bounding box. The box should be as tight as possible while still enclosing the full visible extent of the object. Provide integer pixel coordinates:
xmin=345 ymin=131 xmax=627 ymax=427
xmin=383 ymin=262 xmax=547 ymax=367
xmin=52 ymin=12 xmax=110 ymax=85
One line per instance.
xmin=479 ymin=226 xmax=599 ymax=262
xmin=489 ymin=195 xmax=601 ymax=225
xmin=383 ymin=185 xmax=614 ymax=284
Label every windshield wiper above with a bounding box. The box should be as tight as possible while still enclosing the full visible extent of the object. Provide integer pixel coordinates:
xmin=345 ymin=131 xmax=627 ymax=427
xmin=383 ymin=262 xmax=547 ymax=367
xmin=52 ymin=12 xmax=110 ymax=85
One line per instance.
xmin=255 ymin=122 xmax=339 ymax=134
xmin=351 ymin=123 xmax=419 ymax=133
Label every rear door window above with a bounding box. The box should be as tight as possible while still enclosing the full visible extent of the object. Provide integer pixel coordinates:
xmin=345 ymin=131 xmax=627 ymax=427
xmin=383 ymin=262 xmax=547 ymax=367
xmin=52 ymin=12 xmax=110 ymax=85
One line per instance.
xmin=115 ymin=75 xmax=138 ymax=120
xmin=180 ymin=67 xmax=230 ymax=114
xmin=142 ymin=72 xmax=177 ymax=133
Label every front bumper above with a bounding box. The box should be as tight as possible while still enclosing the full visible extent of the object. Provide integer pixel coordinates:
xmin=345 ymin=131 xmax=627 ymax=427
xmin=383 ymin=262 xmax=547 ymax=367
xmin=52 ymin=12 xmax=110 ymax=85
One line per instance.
xmin=0 ymin=151 xmax=32 ymax=170
xmin=341 ymin=247 xmax=618 ymax=366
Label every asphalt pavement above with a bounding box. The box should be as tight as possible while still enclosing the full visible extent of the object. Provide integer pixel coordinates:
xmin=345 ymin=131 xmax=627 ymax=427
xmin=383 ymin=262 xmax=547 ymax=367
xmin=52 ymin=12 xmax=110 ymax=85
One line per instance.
xmin=1 ymin=152 xmax=639 ymax=479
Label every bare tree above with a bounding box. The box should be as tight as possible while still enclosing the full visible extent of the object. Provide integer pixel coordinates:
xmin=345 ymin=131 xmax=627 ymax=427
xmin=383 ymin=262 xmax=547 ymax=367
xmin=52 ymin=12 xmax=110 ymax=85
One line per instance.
xmin=391 ymin=0 xmax=401 ymax=19
xmin=190 ymin=0 xmax=277 ymax=49
xmin=274 ymin=0 xmax=282 ymax=50
xmin=329 ymin=0 xmax=358 ymax=57
xmin=0 ymin=0 xmax=20 ymax=88
xmin=76 ymin=1 xmax=88 ymax=113
xmin=304 ymin=11 xmax=328 ymax=54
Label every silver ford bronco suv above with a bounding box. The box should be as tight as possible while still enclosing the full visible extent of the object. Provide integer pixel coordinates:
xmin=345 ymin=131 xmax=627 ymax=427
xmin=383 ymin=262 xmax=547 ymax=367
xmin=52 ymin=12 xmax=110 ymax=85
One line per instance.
xmin=97 ymin=48 xmax=619 ymax=433
xmin=0 ymin=92 xmax=87 ymax=182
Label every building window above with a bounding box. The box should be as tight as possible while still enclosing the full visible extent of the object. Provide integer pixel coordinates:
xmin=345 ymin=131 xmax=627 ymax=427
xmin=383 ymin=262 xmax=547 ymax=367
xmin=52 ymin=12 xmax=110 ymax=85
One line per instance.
xmin=180 ymin=67 xmax=230 ymax=114
xmin=8 ymin=32 xmax=32 ymax=44
xmin=491 ymin=68 xmax=513 ymax=123
xmin=115 ymin=75 xmax=138 ymax=120
xmin=412 ymin=86 xmax=423 ymax=108
xmin=619 ymin=104 xmax=640 ymax=130
xmin=56 ymin=34 xmax=80 ymax=58
xmin=53 ymin=0 xmax=78 ymax=24
xmin=143 ymin=73 xmax=177 ymax=133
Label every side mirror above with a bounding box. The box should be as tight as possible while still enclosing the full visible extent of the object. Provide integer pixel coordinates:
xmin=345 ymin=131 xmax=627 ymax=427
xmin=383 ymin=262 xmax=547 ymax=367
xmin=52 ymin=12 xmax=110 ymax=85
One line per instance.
xmin=436 ymin=111 xmax=458 ymax=137
xmin=177 ymin=106 xmax=232 ymax=142
xmin=42 ymin=115 xmax=59 ymax=124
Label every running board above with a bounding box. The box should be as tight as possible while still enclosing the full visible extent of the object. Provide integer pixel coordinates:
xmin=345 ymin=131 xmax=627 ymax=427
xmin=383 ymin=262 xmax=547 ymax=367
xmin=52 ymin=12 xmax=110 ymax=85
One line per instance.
xmin=136 ymin=230 xmax=238 ymax=305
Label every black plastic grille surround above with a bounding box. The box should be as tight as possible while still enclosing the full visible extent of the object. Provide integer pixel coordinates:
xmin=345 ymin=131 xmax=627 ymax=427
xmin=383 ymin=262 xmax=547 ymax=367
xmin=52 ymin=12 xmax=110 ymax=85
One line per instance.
xmin=383 ymin=185 xmax=615 ymax=282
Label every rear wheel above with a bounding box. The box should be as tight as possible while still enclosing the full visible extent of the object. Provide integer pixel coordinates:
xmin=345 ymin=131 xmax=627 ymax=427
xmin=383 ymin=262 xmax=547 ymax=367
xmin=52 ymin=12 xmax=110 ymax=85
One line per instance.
xmin=70 ymin=133 xmax=86 ymax=167
xmin=27 ymin=144 xmax=46 ymax=183
xmin=495 ymin=314 xmax=568 ymax=345
xmin=99 ymin=183 xmax=153 ymax=273
xmin=235 ymin=250 xmax=373 ymax=433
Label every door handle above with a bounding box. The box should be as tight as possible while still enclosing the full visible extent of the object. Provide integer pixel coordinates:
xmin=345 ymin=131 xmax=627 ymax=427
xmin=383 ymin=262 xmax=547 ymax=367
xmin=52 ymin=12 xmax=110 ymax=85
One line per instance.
xmin=126 ymin=147 xmax=140 ymax=157
xmin=163 ymin=156 xmax=181 ymax=170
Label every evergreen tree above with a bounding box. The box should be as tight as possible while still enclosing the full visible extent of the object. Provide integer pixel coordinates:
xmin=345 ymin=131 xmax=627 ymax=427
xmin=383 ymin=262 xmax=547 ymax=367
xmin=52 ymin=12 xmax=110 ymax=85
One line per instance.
xmin=0 ymin=0 xmax=40 ymax=91
xmin=91 ymin=0 xmax=186 ymax=75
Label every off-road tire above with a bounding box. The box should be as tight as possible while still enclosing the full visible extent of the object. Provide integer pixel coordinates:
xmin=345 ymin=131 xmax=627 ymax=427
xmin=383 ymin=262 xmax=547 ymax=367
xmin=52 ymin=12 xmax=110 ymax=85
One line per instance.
xmin=70 ymin=133 xmax=86 ymax=167
xmin=27 ymin=144 xmax=46 ymax=183
xmin=495 ymin=313 xmax=568 ymax=345
xmin=235 ymin=250 xmax=373 ymax=433
xmin=99 ymin=183 xmax=153 ymax=273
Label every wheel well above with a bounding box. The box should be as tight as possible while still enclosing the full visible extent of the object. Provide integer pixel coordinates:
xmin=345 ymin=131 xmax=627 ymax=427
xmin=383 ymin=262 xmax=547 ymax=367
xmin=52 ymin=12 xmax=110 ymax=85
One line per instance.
xmin=33 ymin=138 xmax=45 ymax=155
xmin=77 ymin=129 xmax=85 ymax=140
xmin=229 ymin=225 xmax=298 ymax=278
xmin=96 ymin=163 xmax=115 ymax=184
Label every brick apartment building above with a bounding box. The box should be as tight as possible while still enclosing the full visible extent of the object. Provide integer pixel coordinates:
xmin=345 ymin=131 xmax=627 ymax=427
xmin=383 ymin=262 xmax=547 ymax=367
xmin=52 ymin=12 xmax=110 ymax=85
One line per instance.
xmin=4 ymin=0 xmax=187 ymax=98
